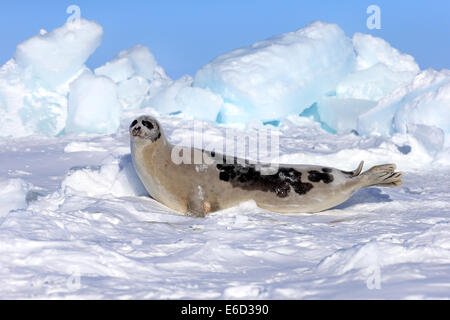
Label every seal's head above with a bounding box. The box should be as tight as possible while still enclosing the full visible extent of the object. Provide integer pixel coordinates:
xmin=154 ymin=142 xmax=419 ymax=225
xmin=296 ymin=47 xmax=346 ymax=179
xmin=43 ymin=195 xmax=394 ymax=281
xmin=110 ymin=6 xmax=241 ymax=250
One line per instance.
xmin=129 ymin=115 xmax=162 ymax=142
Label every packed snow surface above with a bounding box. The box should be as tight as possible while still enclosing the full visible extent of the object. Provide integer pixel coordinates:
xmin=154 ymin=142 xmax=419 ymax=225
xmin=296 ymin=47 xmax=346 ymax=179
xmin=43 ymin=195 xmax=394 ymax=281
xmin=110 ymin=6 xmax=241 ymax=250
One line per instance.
xmin=0 ymin=18 xmax=449 ymax=299
xmin=1 ymin=113 xmax=450 ymax=299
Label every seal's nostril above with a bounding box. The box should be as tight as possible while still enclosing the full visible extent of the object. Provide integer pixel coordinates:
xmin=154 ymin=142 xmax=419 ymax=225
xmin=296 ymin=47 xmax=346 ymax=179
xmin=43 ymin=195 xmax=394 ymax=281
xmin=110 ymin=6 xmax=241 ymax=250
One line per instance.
xmin=131 ymin=126 xmax=142 ymax=136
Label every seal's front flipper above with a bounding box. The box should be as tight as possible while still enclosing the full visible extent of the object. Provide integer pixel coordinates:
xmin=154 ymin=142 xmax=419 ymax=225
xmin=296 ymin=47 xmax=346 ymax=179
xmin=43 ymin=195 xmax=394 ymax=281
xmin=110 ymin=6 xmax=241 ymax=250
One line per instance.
xmin=187 ymin=199 xmax=207 ymax=218
xmin=360 ymin=164 xmax=403 ymax=188
xmin=187 ymin=187 xmax=214 ymax=218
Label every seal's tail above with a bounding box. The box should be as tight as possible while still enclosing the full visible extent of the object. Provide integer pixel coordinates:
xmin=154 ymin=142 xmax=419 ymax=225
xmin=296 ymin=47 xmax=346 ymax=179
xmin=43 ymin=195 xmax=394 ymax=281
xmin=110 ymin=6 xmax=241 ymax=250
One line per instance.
xmin=359 ymin=163 xmax=403 ymax=188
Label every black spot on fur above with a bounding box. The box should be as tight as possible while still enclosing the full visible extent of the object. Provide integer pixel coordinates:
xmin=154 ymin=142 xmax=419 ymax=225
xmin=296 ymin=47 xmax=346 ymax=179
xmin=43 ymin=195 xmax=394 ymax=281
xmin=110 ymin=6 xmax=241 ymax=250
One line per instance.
xmin=340 ymin=170 xmax=353 ymax=176
xmin=308 ymin=170 xmax=334 ymax=184
xmin=142 ymin=120 xmax=154 ymax=130
xmin=322 ymin=167 xmax=332 ymax=173
xmin=130 ymin=120 xmax=137 ymax=128
xmin=219 ymin=172 xmax=230 ymax=182
xmin=216 ymin=161 xmax=313 ymax=198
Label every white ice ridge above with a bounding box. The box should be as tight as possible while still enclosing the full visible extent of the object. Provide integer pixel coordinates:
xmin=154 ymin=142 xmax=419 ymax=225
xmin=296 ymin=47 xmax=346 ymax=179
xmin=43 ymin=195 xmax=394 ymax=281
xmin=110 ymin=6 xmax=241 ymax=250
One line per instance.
xmin=0 ymin=19 xmax=103 ymax=137
xmin=195 ymin=21 xmax=356 ymax=122
xmin=358 ymin=69 xmax=450 ymax=147
xmin=65 ymin=70 xmax=122 ymax=134
xmin=0 ymin=178 xmax=30 ymax=218
xmin=14 ymin=19 xmax=103 ymax=89
xmin=0 ymin=18 xmax=449 ymax=152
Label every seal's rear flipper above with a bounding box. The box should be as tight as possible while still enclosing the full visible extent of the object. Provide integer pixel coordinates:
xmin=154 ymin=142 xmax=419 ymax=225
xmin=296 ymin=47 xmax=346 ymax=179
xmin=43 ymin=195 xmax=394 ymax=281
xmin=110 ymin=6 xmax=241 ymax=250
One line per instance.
xmin=360 ymin=164 xmax=403 ymax=188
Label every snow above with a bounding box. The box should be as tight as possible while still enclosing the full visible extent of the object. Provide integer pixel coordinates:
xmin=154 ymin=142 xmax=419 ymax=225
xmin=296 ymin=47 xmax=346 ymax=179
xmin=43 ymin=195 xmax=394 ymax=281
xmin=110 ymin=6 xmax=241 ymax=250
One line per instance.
xmin=14 ymin=18 xmax=103 ymax=89
xmin=316 ymin=98 xmax=377 ymax=134
xmin=116 ymin=76 xmax=151 ymax=111
xmin=195 ymin=21 xmax=356 ymax=121
xmin=116 ymin=45 xmax=158 ymax=81
xmin=336 ymin=63 xmax=417 ymax=101
xmin=312 ymin=33 xmax=420 ymax=135
xmin=394 ymin=81 xmax=450 ymax=142
xmin=147 ymin=75 xmax=193 ymax=114
xmin=0 ymin=19 xmax=103 ymax=137
xmin=95 ymin=54 xmax=135 ymax=84
xmin=0 ymin=58 xmax=72 ymax=137
xmin=94 ymin=45 xmax=165 ymax=110
xmin=174 ymin=86 xmax=224 ymax=122
xmin=358 ymin=69 xmax=450 ymax=143
xmin=61 ymin=154 xmax=148 ymax=198
xmin=216 ymin=102 xmax=251 ymax=126
xmin=0 ymin=17 xmax=449 ymax=299
xmin=1 ymin=115 xmax=450 ymax=299
xmin=65 ymin=71 xmax=122 ymax=134
xmin=352 ymin=33 xmax=419 ymax=74
xmin=0 ymin=178 xmax=30 ymax=218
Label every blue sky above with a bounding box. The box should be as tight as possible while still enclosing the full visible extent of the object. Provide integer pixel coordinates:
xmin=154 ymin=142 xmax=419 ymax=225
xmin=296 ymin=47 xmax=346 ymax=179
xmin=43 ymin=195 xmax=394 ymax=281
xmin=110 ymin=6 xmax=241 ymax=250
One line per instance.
xmin=1 ymin=0 xmax=449 ymax=79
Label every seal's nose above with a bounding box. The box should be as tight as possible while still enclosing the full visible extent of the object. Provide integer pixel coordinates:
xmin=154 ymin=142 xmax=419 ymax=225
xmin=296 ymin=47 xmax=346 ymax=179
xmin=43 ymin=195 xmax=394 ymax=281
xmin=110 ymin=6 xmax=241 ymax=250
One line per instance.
xmin=132 ymin=126 xmax=141 ymax=136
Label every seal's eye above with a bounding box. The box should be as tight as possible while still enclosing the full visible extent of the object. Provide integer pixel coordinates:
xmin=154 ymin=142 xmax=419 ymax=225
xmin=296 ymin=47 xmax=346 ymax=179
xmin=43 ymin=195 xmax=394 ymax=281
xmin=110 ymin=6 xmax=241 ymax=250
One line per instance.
xmin=130 ymin=120 xmax=138 ymax=128
xmin=142 ymin=120 xmax=154 ymax=130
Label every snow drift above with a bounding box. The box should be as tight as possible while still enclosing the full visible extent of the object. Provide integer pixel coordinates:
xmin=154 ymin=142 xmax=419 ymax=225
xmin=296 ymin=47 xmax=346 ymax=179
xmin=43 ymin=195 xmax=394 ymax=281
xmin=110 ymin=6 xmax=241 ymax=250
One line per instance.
xmin=0 ymin=178 xmax=30 ymax=218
